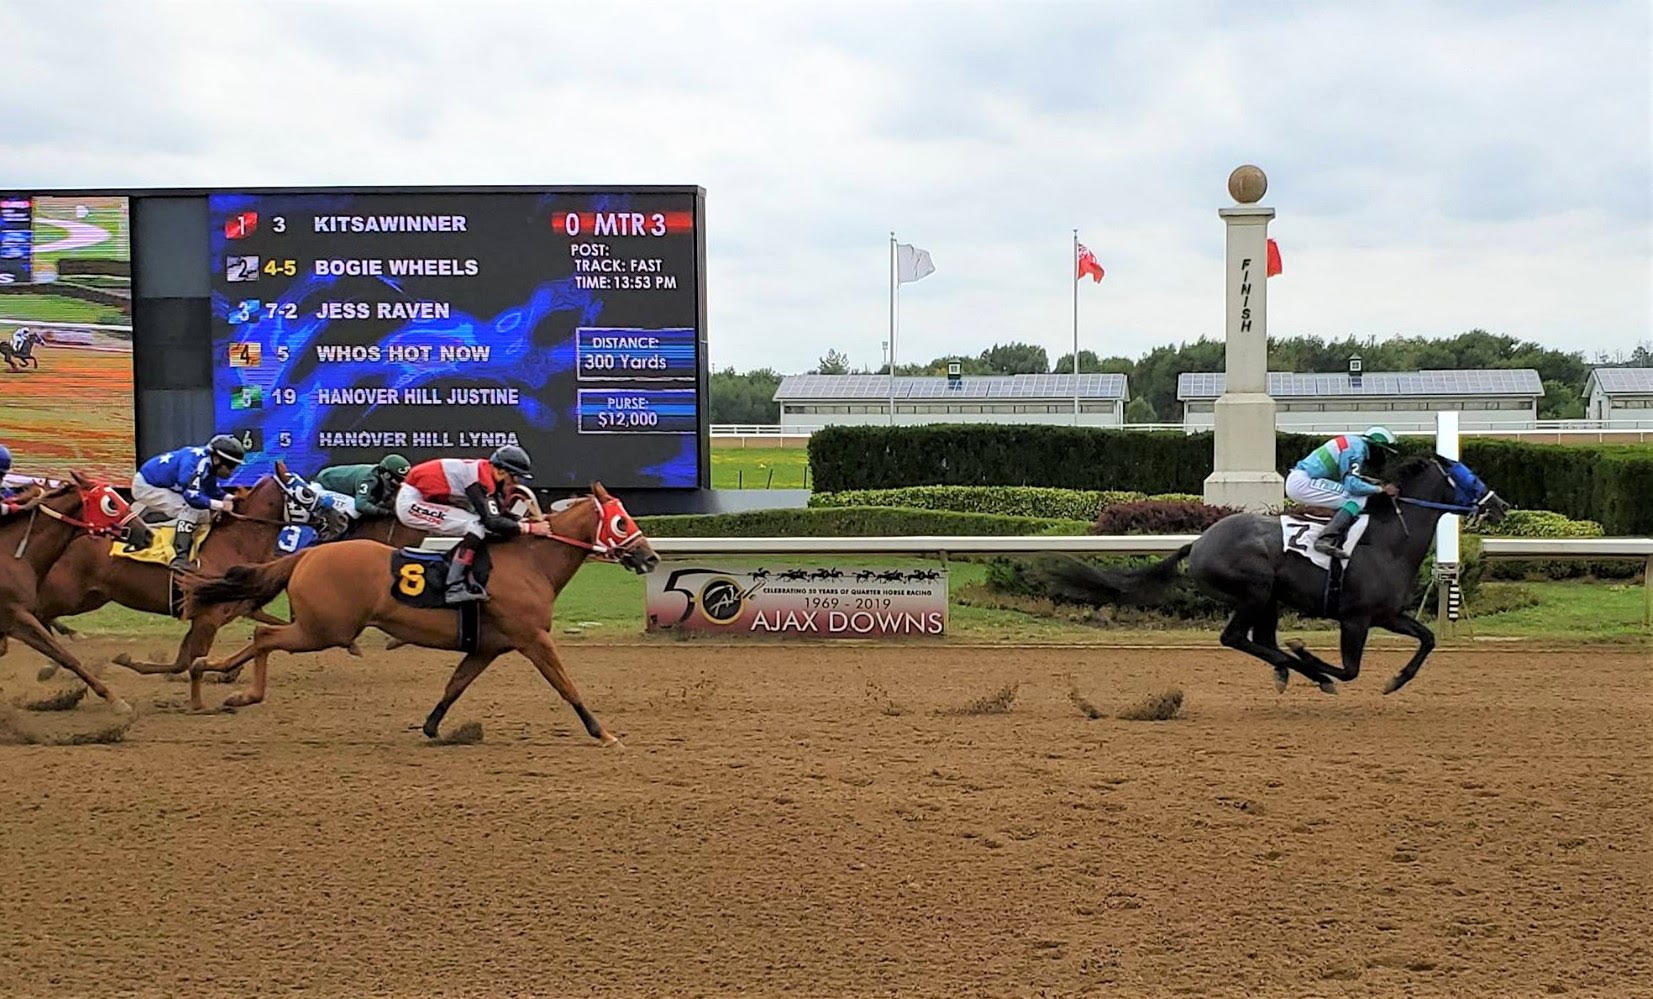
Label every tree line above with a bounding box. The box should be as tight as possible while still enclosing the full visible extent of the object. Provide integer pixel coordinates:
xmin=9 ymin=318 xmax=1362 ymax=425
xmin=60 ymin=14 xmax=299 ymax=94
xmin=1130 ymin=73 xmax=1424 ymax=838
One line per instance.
xmin=708 ymin=331 xmax=1652 ymax=424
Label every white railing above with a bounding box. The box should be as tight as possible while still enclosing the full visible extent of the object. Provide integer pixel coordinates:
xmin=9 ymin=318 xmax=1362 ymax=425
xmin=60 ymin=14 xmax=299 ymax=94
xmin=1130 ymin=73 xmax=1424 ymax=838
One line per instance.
xmin=712 ymin=420 xmax=1653 ymax=437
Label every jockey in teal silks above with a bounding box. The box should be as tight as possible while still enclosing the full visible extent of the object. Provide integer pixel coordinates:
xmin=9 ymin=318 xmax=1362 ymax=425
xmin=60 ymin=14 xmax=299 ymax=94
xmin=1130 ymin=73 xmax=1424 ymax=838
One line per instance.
xmin=1284 ymin=426 xmax=1400 ymax=559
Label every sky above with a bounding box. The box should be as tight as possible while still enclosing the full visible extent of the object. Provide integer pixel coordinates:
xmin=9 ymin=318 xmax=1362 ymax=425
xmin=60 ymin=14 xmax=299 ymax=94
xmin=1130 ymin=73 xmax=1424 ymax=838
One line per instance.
xmin=3 ymin=0 xmax=1648 ymax=375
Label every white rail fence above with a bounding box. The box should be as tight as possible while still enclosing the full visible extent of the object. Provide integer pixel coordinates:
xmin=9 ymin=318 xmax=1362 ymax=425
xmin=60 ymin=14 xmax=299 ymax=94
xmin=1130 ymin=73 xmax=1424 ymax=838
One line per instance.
xmin=649 ymin=535 xmax=1653 ymax=626
xmin=712 ymin=421 xmax=1653 ymax=439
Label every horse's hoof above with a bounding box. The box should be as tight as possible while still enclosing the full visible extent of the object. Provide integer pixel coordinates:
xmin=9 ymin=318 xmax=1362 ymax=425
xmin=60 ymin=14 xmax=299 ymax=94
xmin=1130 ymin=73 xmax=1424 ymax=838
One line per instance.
xmin=385 ymin=637 xmax=407 ymax=651
xmin=111 ymin=653 xmax=132 ymax=668
xmin=189 ymin=656 xmax=209 ymax=670
xmin=1273 ymin=668 xmax=1290 ymax=693
xmin=1317 ymin=680 xmax=1338 ymax=695
xmin=346 ymin=643 xmax=364 ymax=657
xmin=421 ymin=722 xmax=439 ymax=740
xmin=35 ymin=664 xmax=58 ymax=682
xmin=1285 ymin=638 xmax=1306 ymax=655
xmin=1383 ymin=677 xmax=1405 ymax=695
xmin=110 ymin=697 xmax=134 ymax=716
xmin=601 ymin=735 xmax=624 ymax=749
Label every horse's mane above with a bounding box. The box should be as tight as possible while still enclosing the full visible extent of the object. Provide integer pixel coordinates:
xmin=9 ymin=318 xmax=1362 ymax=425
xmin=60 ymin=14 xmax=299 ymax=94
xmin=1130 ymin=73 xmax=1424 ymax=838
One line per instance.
xmin=1389 ymin=453 xmax=1443 ymax=483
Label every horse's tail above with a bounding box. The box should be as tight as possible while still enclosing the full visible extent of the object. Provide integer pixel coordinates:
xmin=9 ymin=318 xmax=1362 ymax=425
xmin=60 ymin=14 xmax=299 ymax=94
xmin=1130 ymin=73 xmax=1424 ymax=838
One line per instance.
xmin=181 ymin=552 xmax=305 ymax=617
xmin=1034 ymin=544 xmax=1193 ymax=607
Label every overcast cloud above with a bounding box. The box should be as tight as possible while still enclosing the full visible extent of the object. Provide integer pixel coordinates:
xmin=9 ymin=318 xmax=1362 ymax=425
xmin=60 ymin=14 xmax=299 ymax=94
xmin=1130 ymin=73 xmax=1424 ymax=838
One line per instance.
xmin=3 ymin=0 xmax=1647 ymax=373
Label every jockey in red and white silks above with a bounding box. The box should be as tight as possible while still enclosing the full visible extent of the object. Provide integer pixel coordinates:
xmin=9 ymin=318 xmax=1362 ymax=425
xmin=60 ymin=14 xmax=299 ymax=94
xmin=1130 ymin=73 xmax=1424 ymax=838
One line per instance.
xmin=394 ymin=445 xmax=543 ymax=602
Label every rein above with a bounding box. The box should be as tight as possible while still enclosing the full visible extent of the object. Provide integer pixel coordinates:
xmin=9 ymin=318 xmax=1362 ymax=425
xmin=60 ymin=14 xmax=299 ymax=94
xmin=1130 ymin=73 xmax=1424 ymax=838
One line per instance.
xmin=1396 ymin=496 xmax=1481 ymax=515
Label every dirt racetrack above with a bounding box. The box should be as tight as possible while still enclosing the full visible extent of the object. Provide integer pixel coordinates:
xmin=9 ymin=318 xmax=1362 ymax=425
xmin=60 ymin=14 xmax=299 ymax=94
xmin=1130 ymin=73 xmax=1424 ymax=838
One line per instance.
xmin=2 ymin=637 xmax=1649 ymax=998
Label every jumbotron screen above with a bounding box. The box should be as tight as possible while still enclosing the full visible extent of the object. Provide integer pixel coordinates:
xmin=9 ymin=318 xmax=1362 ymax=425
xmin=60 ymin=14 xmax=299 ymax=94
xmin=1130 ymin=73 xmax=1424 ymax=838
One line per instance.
xmin=209 ymin=190 xmax=703 ymax=488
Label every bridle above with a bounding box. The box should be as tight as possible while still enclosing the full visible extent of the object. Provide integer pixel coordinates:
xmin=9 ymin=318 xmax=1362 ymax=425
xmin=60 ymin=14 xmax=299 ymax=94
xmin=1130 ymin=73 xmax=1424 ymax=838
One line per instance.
xmin=1395 ymin=459 xmax=1500 ymax=517
xmin=541 ymin=495 xmax=644 ymax=562
xmin=13 ymin=481 xmax=145 ymax=556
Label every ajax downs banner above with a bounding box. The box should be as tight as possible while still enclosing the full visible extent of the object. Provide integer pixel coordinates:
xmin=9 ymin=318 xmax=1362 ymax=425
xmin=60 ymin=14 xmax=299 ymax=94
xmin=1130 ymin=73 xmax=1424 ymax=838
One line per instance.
xmin=645 ymin=563 xmax=948 ymax=638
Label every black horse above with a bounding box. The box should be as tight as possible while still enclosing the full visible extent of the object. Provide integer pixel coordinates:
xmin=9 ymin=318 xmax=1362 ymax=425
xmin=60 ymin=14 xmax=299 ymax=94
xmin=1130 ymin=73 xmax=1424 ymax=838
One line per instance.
xmin=1037 ymin=454 xmax=1508 ymax=694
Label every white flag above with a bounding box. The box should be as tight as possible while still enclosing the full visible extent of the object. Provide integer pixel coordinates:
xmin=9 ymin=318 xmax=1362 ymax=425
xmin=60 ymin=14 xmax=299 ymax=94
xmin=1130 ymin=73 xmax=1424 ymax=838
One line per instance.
xmin=895 ymin=243 xmax=935 ymax=284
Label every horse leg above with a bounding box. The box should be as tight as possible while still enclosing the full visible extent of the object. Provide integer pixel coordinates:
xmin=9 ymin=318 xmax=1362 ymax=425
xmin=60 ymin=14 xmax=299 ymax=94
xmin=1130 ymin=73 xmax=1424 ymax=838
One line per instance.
xmin=191 ymin=619 xmax=348 ymax=710
xmin=222 ymin=651 xmax=270 ymax=708
xmin=9 ymin=611 xmax=131 ymax=714
xmin=114 ymin=612 xmax=227 ymax=675
xmin=1247 ymin=604 xmax=1294 ymax=692
xmin=1374 ymin=611 xmax=1435 ymax=694
xmin=1220 ymin=606 xmax=1337 ymax=695
xmin=1283 ymin=618 xmax=1370 ymax=685
xmin=421 ymin=650 xmax=501 ymax=739
xmin=520 ymin=632 xmax=618 ymax=746
xmin=249 ymin=609 xmax=289 ymax=626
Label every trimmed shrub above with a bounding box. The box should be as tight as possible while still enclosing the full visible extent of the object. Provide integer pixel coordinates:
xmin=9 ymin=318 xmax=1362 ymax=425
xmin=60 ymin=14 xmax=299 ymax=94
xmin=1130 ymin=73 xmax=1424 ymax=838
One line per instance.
xmin=637 ymin=506 xmax=1090 ymax=539
xmin=808 ymin=485 xmax=1144 ymax=521
xmin=1093 ymin=500 xmax=1240 ymax=535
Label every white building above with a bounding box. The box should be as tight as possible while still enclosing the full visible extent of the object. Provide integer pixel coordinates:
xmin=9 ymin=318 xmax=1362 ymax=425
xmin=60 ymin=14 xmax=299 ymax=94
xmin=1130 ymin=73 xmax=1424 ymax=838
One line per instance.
xmin=774 ymin=372 xmax=1128 ymax=429
xmin=1584 ymin=368 xmax=1653 ymax=425
xmin=1177 ymin=368 xmax=1543 ymax=434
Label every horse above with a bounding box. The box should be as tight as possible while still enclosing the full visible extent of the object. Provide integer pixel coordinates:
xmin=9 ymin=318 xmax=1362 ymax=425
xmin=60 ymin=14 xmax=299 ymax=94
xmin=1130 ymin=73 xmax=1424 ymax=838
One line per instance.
xmin=24 ymin=463 xmax=348 ymax=682
xmin=0 ymin=472 xmax=153 ymax=711
xmin=178 ymin=483 xmax=659 ymax=745
xmin=1 ymin=329 xmax=44 ymax=371
xmin=1035 ymin=454 xmax=1508 ymax=694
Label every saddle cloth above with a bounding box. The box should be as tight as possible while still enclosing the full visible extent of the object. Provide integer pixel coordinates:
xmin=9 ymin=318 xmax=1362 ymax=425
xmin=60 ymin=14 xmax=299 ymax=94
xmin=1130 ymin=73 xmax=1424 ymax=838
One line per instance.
xmin=1280 ymin=512 xmax=1372 ymax=572
xmin=389 ymin=543 xmax=492 ymax=609
xmin=110 ymin=522 xmax=212 ymax=565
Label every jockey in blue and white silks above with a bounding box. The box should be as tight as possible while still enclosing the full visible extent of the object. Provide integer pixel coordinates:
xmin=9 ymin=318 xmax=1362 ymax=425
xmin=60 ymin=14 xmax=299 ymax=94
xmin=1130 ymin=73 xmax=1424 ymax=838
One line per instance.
xmin=1285 ymin=426 xmax=1399 ymax=558
xmin=131 ymin=434 xmax=246 ymax=570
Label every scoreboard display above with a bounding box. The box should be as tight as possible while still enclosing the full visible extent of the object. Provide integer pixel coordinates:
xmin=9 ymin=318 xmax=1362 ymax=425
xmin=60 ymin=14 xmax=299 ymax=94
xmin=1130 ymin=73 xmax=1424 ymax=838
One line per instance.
xmin=209 ymin=189 xmax=704 ymax=488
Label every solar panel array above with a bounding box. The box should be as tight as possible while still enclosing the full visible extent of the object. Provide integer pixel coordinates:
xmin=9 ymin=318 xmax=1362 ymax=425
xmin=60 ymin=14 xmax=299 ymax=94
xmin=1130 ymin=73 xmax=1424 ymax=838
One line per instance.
xmin=1176 ymin=369 xmax=1544 ymax=399
xmin=774 ymin=373 xmax=1128 ymax=401
xmin=1590 ymin=367 xmax=1653 ymax=395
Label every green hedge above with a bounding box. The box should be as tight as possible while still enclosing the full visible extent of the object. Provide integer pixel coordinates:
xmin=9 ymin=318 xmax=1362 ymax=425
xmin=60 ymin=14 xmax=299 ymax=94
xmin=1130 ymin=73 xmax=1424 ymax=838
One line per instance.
xmin=807 ymin=424 xmax=1653 ymax=534
xmin=809 ymin=486 xmax=1145 ymax=521
xmin=638 ymin=506 xmax=1090 ymax=539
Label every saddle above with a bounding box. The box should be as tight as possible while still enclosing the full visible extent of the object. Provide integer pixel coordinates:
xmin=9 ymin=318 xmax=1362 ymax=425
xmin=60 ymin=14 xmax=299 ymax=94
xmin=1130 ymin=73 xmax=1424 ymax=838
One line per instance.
xmin=110 ymin=520 xmax=213 ymax=565
xmin=388 ymin=541 xmax=492 ymax=653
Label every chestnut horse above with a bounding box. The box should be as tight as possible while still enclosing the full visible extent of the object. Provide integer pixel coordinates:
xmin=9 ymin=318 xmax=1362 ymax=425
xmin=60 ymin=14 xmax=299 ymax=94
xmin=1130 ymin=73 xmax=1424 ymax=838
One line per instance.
xmin=180 ymin=484 xmax=658 ymax=745
xmin=27 ymin=463 xmax=348 ymax=681
xmin=0 ymin=472 xmax=152 ymax=711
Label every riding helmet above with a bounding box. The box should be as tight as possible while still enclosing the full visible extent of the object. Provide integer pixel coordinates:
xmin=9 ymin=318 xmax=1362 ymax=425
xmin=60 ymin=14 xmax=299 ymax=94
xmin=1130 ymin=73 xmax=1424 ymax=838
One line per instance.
xmin=489 ymin=444 xmax=533 ymax=480
xmin=1363 ymin=426 xmax=1399 ymax=451
xmin=377 ymin=453 xmax=411 ymax=480
xmin=207 ymin=433 xmax=247 ymax=467
xmin=0 ymin=443 xmax=11 ymax=474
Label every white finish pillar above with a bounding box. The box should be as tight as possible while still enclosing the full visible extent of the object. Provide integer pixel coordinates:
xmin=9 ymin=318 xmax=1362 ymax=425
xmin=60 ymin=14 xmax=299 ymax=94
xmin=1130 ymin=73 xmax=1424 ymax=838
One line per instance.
xmin=1435 ymin=410 xmax=1461 ymax=632
xmin=1204 ymin=166 xmax=1283 ymax=511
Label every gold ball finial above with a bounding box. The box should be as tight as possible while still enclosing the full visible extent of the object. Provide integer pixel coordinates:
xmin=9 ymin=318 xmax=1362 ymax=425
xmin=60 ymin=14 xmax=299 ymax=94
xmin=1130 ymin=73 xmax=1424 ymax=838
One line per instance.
xmin=1228 ymin=164 xmax=1268 ymax=204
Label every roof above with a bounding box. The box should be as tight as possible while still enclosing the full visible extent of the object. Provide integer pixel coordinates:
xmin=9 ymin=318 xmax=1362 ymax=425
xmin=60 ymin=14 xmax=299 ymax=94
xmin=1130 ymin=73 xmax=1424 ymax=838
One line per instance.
xmin=1587 ymin=367 xmax=1653 ymax=395
xmin=1177 ymin=369 xmax=1544 ymax=400
xmin=774 ymin=373 xmax=1128 ymax=402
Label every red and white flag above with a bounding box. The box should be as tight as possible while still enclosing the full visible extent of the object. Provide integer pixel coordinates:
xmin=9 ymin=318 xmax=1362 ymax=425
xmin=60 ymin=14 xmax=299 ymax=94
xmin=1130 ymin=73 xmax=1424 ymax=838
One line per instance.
xmin=1266 ymin=237 xmax=1282 ymax=277
xmin=1076 ymin=242 xmax=1105 ymax=283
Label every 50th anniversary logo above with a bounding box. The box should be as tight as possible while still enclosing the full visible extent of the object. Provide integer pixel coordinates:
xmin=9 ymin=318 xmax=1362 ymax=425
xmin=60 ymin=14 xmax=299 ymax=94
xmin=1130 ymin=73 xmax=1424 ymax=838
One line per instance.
xmin=644 ymin=564 xmax=948 ymax=638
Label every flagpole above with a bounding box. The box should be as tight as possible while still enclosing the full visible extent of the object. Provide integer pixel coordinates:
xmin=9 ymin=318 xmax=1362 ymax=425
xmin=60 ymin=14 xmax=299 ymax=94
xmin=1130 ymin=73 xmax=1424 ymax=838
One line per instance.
xmin=888 ymin=232 xmax=896 ymax=426
xmin=1072 ymin=228 xmax=1080 ymax=425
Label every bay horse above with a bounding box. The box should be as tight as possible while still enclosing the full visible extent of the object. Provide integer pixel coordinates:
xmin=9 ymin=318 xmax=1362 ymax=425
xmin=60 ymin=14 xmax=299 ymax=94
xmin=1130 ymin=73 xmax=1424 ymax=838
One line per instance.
xmin=0 ymin=472 xmax=152 ymax=711
xmin=27 ymin=463 xmax=348 ymax=680
xmin=180 ymin=484 xmax=658 ymax=745
xmin=1036 ymin=454 xmax=1508 ymax=694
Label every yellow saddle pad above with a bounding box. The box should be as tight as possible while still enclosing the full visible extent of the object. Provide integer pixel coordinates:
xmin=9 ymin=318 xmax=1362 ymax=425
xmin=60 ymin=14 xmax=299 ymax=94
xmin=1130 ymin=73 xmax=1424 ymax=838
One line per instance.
xmin=111 ymin=521 xmax=212 ymax=565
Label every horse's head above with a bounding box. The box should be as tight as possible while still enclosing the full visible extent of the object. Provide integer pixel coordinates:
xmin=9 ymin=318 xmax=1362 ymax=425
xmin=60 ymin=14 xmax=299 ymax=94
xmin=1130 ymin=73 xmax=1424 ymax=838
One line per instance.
xmin=1392 ymin=454 xmax=1509 ymax=526
xmin=62 ymin=470 xmax=153 ymax=548
xmin=266 ymin=461 xmax=349 ymax=540
xmin=546 ymin=482 xmax=659 ymax=574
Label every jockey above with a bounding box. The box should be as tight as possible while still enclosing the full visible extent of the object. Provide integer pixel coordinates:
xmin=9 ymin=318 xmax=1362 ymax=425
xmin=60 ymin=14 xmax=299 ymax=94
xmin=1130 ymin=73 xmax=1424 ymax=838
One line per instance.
xmin=1284 ymin=426 xmax=1400 ymax=559
xmin=0 ymin=443 xmax=28 ymax=515
xmin=132 ymin=434 xmax=246 ymax=570
xmin=395 ymin=444 xmax=547 ymax=603
xmin=313 ymin=454 xmax=411 ymax=520
xmin=10 ymin=326 xmax=34 ymax=354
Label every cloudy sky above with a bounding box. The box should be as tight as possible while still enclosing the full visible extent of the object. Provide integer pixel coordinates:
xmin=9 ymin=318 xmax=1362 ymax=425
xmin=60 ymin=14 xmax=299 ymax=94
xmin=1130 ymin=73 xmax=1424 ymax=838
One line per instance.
xmin=4 ymin=0 xmax=1648 ymax=374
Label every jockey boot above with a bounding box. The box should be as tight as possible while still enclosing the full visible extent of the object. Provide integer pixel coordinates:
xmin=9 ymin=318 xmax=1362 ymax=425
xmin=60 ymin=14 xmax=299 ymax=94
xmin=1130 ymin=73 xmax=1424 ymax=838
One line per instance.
xmin=444 ymin=536 xmax=488 ymax=604
xmin=168 ymin=519 xmax=198 ymax=572
xmin=1314 ymin=507 xmax=1358 ymax=560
